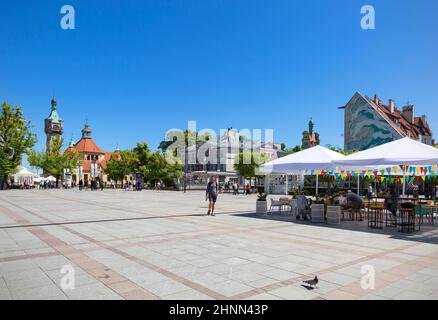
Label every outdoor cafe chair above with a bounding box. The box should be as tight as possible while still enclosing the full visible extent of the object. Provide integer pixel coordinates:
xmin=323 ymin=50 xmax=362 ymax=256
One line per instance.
xmin=398 ymin=208 xmax=418 ymax=233
xmin=385 ymin=210 xmax=397 ymax=228
xmin=279 ymin=197 xmax=296 ymax=216
xmin=415 ymin=204 xmax=434 ymax=225
xmin=268 ymin=198 xmax=284 ymax=215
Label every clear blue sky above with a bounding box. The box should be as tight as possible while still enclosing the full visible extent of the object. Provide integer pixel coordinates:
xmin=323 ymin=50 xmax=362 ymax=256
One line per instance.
xmin=1 ymin=0 xmax=437 ymax=154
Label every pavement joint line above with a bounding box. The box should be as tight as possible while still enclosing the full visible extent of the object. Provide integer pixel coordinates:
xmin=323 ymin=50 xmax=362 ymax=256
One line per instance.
xmin=0 ymin=200 xmax=229 ymax=300
xmin=0 ymin=251 xmax=61 ymax=263
xmin=2 ymin=191 xmax=438 ymax=300
xmin=0 ymin=203 xmax=160 ymax=300
xmin=0 ymin=210 xmax=255 ymax=230
xmin=229 ymin=241 xmax=424 ymax=300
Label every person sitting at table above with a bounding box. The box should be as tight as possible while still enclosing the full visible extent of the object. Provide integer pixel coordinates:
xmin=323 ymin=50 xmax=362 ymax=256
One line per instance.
xmin=346 ymin=190 xmax=364 ymax=220
xmin=367 ymin=184 xmax=374 ymax=200
xmin=385 ymin=185 xmax=399 ymax=217
xmin=338 ymin=191 xmax=348 ymax=208
xmin=295 ymin=193 xmax=311 ymax=221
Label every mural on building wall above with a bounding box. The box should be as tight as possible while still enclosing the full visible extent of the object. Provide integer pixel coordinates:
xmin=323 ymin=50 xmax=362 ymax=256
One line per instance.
xmin=345 ymin=93 xmax=402 ymax=151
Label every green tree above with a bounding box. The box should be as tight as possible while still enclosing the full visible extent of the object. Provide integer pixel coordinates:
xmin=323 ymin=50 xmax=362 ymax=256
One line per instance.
xmin=28 ymin=136 xmax=80 ymax=187
xmin=325 ymin=144 xmax=358 ymax=155
xmin=234 ymin=152 xmax=269 ymax=179
xmin=145 ymin=151 xmax=183 ymax=186
xmin=105 ymin=150 xmax=136 ymax=188
xmin=285 ymin=145 xmax=302 ymax=154
xmin=133 ymin=142 xmax=183 ymax=187
xmin=0 ymin=102 xmax=36 ymax=189
xmin=158 ymin=130 xmax=213 ymax=152
xmin=280 ymin=143 xmax=286 ymax=151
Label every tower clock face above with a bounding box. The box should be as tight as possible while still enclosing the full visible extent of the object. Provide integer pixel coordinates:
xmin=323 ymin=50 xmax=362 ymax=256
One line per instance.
xmin=53 ymin=124 xmax=60 ymax=131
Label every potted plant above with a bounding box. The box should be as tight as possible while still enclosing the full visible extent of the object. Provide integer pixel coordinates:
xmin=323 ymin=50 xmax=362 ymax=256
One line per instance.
xmin=256 ymin=192 xmax=268 ymax=215
xmin=311 ymin=198 xmax=325 ymax=223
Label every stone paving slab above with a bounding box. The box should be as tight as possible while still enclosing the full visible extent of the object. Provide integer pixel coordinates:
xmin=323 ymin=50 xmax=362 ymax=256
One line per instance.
xmin=1 ymin=189 xmax=438 ymax=300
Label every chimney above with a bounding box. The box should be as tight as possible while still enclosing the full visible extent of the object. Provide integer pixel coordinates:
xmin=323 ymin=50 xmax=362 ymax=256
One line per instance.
xmin=421 ymin=115 xmax=427 ymax=123
xmin=374 ymin=94 xmax=380 ymax=105
xmin=402 ymin=105 xmax=414 ymax=123
xmin=388 ymin=99 xmax=395 ymax=113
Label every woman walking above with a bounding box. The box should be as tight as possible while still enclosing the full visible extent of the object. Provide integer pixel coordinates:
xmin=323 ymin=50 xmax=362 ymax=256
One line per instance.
xmin=206 ymin=176 xmax=218 ymax=216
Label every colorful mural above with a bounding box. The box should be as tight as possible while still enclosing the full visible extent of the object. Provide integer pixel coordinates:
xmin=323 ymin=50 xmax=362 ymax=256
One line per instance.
xmin=344 ymin=92 xmax=402 ymax=151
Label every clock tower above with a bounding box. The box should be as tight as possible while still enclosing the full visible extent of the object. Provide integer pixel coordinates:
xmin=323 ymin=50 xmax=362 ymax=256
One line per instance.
xmin=44 ymin=97 xmax=64 ymax=151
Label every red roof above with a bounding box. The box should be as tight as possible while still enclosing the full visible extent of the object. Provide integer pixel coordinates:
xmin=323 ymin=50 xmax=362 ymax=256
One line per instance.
xmin=73 ymin=138 xmax=105 ymax=154
xmin=365 ymin=95 xmax=433 ymax=140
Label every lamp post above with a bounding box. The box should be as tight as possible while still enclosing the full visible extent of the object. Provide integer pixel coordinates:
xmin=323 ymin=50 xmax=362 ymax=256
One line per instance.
xmin=183 ymin=147 xmax=188 ymax=193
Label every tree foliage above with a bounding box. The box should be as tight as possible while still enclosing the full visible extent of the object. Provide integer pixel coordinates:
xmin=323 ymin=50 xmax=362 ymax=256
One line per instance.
xmin=325 ymin=144 xmax=358 ymax=155
xmin=285 ymin=145 xmax=302 ymax=154
xmin=133 ymin=142 xmax=183 ymax=186
xmin=233 ymin=152 xmax=269 ymax=179
xmin=107 ymin=142 xmax=183 ymax=187
xmin=28 ymin=136 xmax=80 ymax=186
xmin=158 ymin=130 xmax=213 ymax=153
xmin=0 ymin=102 xmax=36 ymax=189
xmin=105 ymin=150 xmax=136 ymax=187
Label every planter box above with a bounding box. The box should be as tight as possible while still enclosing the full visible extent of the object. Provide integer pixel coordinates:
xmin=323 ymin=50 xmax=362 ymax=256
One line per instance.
xmin=327 ymin=205 xmax=341 ymax=225
xmin=256 ymin=201 xmax=268 ymax=215
xmin=311 ymin=204 xmax=324 ymax=223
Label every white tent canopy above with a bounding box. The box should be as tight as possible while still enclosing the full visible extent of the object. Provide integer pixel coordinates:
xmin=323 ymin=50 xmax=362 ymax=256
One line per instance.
xmin=260 ymin=146 xmax=347 ymax=195
xmin=333 ymin=137 xmax=438 ymax=195
xmin=333 ymin=137 xmax=438 ymax=167
xmin=12 ymin=166 xmax=36 ymax=186
xmin=45 ymin=176 xmax=57 ymax=182
xmin=260 ymin=145 xmax=346 ymax=174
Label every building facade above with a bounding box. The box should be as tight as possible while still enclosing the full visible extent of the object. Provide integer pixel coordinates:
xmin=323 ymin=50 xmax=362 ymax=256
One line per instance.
xmin=44 ymin=98 xmax=63 ymax=151
xmin=65 ymin=123 xmax=116 ymax=185
xmin=301 ymin=118 xmax=320 ymax=149
xmin=43 ymin=98 xmax=119 ymax=186
xmin=343 ymin=92 xmax=434 ymax=152
xmin=183 ymin=129 xmax=287 ymax=189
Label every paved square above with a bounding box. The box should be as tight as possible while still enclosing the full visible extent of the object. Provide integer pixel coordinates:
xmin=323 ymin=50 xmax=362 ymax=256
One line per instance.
xmin=1 ymin=189 xmax=438 ymax=300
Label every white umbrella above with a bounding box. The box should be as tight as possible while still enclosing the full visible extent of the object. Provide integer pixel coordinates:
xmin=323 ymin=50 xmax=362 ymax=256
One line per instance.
xmin=46 ymin=176 xmax=57 ymax=182
xmin=334 ymin=137 xmax=438 ymax=194
xmin=260 ymin=145 xmax=346 ymax=194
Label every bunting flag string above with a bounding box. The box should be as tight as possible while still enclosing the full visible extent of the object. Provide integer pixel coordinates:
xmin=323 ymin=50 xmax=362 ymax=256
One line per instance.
xmin=309 ymin=165 xmax=438 ymax=184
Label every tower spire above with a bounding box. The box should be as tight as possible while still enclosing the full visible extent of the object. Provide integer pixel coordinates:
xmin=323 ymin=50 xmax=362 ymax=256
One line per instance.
xmin=68 ymin=135 xmax=75 ymax=147
xmin=51 ymin=96 xmax=57 ymax=110
xmin=81 ymin=121 xmax=92 ymax=139
xmin=45 ymin=97 xmax=63 ymax=151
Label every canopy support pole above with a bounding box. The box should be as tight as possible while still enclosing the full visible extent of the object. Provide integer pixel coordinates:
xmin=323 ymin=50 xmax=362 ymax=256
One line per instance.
xmin=284 ymin=175 xmax=288 ymax=195
xmin=316 ymin=174 xmax=319 ymax=196
xmin=403 ymin=166 xmax=406 ymax=196
xmin=357 ymin=175 xmax=360 ymax=195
